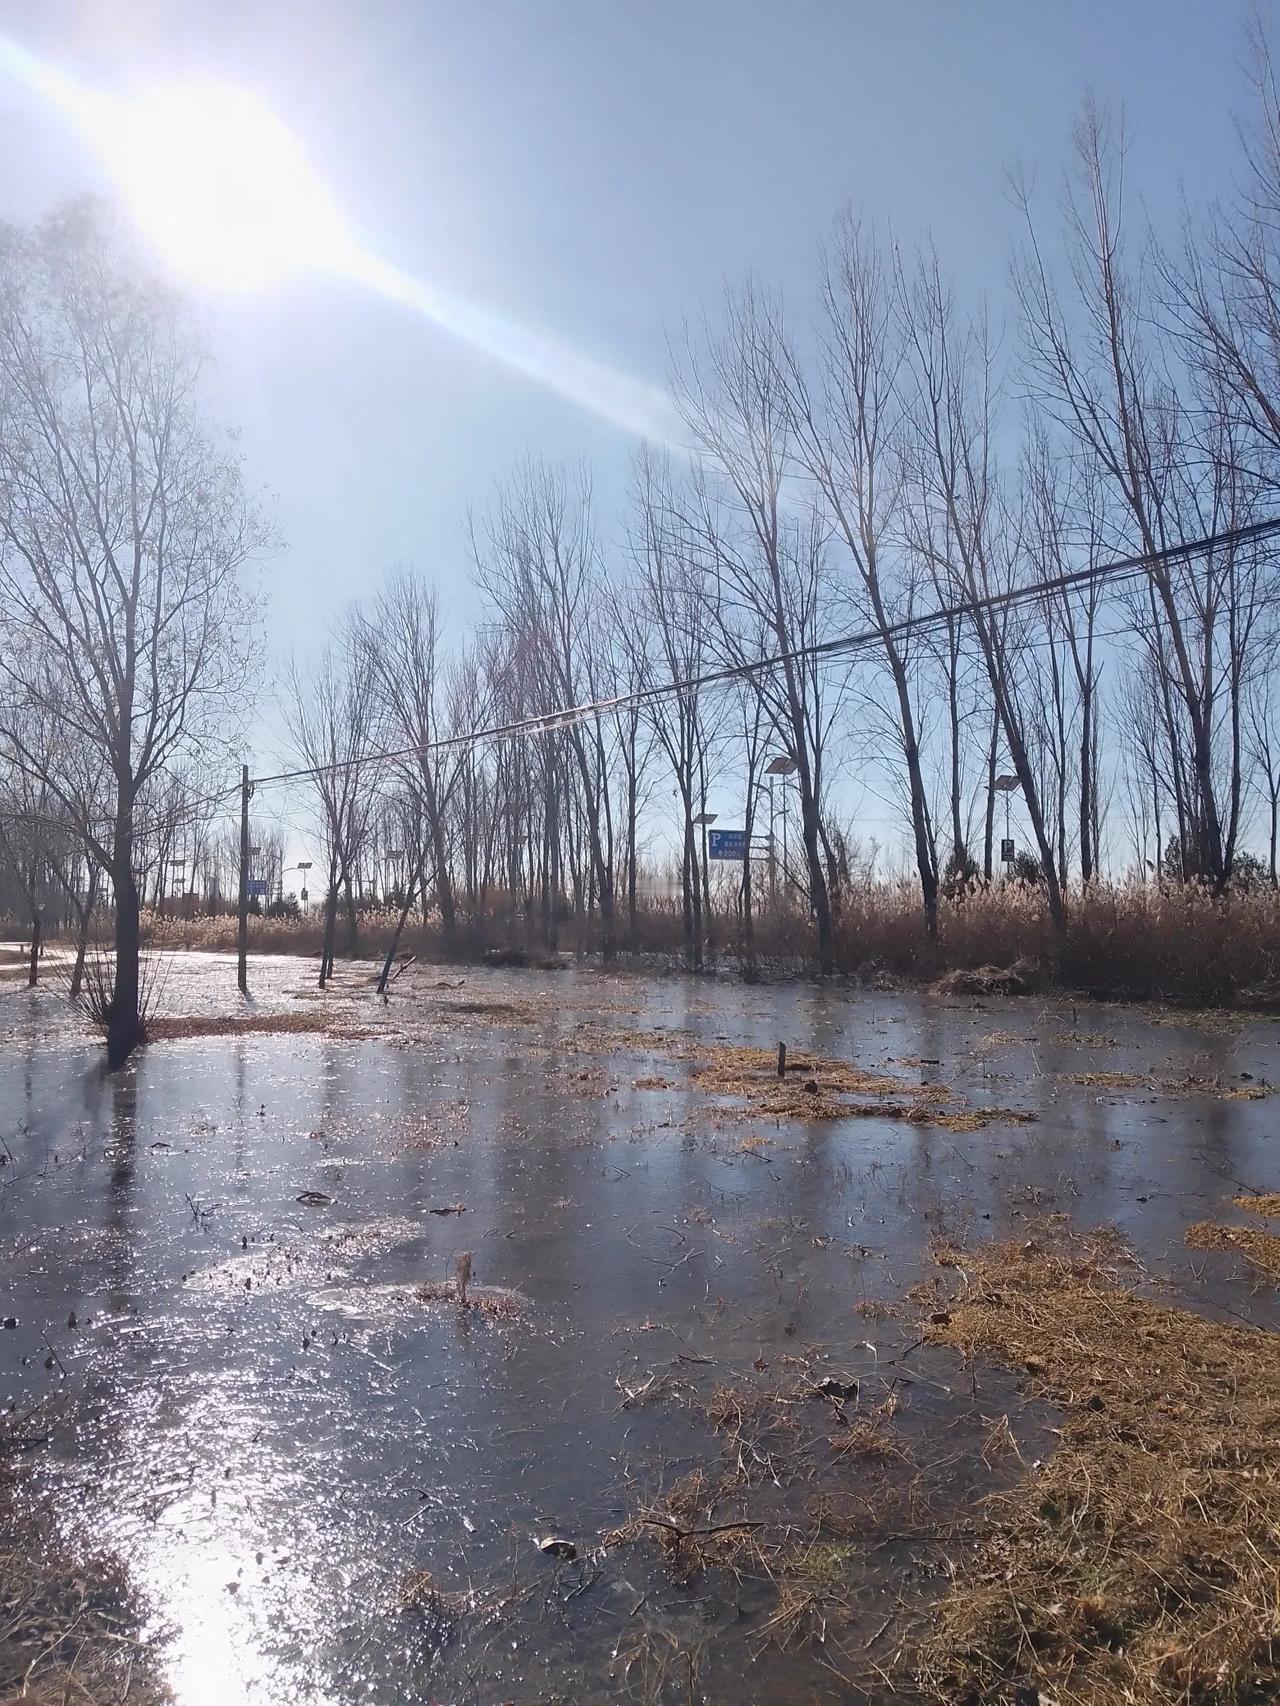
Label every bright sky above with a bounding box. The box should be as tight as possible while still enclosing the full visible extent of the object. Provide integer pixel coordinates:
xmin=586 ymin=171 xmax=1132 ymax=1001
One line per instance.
xmin=0 ymin=0 xmax=1256 ymax=861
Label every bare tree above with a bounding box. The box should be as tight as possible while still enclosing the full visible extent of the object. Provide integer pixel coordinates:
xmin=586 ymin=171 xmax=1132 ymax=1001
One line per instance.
xmin=0 ymin=203 xmax=265 ymax=1062
xmin=673 ymin=283 xmax=846 ymax=969
xmin=900 ymin=254 xmax=1068 ymax=928
xmin=628 ymin=447 xmax=715 ymax=967
xmin=780 ymin=214 xmax=942 ymax=936
xmin=285 ymin=624 xmax=379 ymax=986
xmin=472 ymin=461 xmax=619 ymax=957
xmin=1011 ymin=103 xmax=1274 ymax=889
xmin=359 ymin=570 xmax=460 ymax=949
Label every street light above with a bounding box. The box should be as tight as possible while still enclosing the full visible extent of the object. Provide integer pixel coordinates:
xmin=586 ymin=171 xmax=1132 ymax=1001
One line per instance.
xmin=764 ymin=756 xmax=798 ymax=901
xmin=993 ymin=774 xmax=1019 ymax=862
xmin=293 ymin=859 xmax=313 ymax=906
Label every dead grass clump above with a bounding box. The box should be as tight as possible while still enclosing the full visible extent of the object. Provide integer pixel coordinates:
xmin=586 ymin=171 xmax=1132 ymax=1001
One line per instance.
xmin=1235 ymin=1192 xmax=1280 ymax=1218
xmin=1072 ymin=1069 xmax=1148 ymax=1089
xmin=689 ymin=1042 xmax=1030 ymax=1129
xmin=444 ymin=998 xmax=543 ymax=1023
xmin=605 ymin=1468 xmax=763 ymax=1581
xmin=1186 ymin=1220 xmax=1280 ymax=1281
xmin=414 ymin=1275 xmax=526 ymax=1318
xmin=853 ymin=1297 xmax=899 ymax=1320
xmin=399 ymin=1568 xmax=475 ymax=1619
xmin=146 ymin=1011 xmax=372 ymax=1042
xmin=757 ymin=1540 xmax=858 ymax=1647
xmin=1068 ymin=1069 xmax=1275 ymax=1101
xmin=0 ymin=1416 xmax=169 ymax=1703
xmin=931 ymin=960 xmax=1036 ymax=997
xmin=827 ymin=1419 xmax=909 ymax=1464
xmin=692 ymin=1043 xmax=911 ymax=1102
xmin=914 ymin=1230 xmax=1280 ymax=1705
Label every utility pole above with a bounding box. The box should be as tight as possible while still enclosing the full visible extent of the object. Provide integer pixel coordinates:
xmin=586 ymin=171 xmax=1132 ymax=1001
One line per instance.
xmin=238 ymin=763 xmax=251 ymax=995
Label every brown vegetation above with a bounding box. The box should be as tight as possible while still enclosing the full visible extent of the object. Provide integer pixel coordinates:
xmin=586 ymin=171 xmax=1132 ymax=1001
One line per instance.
xmin=0 ymin=1409 xmax=168 ymax=1704
xmin=145 ymin=1011 xmax=373 ymax=1042
xmin=1235 ymin=1193 xmax=1280 ymax=1217
xmin=688 ymin=1040 xmax=1033 ymax=1129
xmin=915 ymin=1228 xmax=1280 ymax=1704
xmin=1186 ymin=1220 xmax=1280 ymax=1281
xmin=138 ymin=877 xmax=1280 ymax=1009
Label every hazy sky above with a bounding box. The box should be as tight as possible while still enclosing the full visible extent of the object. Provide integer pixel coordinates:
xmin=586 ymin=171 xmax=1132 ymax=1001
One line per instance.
xmin=0 ymin=1 xmax=1261 ymax=857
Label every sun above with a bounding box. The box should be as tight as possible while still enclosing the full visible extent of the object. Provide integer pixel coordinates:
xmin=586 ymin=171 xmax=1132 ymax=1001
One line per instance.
xmin=75 ymin=79 xmax=353 ymax=292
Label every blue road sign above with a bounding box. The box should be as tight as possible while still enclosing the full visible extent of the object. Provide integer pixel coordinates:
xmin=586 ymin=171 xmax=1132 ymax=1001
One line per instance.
xmin=247 ymin=879 xmax=270 ymax=898
xmin=708 ymin=829 xmax=747 ymax=860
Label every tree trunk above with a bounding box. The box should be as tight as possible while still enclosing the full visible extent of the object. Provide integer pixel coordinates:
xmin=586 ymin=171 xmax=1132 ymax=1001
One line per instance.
xmin=107 ymin=846 xmax=142 ymax=1068
xmin=319 ymin=883 xmax=338 ymax=987
xmin=1079 ymin=695 xmax=1095 ymax=884
xmin=70 ymin=867 xmax=98 ymax=1001
xmin=378 ymin=860 xmax=421 ymax=995
xmin=343 ymin=868 xmax=359 ymax=951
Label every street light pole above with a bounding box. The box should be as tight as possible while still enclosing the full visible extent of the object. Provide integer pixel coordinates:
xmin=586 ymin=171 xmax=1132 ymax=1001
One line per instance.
xmin=237 ymin=763 xmax=250 ymax=995
xmin=764 ymin=755 xmax=798 ymax=904
xmin=768 ymin=775 xmax=777 ymax=908
xmin=993 ymin=773 xmax=1019 ymax=869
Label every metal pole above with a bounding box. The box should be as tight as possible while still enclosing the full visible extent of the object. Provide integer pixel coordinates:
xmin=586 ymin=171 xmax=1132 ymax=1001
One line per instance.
xmin=768 ymin=776 xmax=777 ymax=908
xmin=782 ymin=781 xmax=789 ymax=890
xmin=238 ymin=763 xmax=250 ymax=995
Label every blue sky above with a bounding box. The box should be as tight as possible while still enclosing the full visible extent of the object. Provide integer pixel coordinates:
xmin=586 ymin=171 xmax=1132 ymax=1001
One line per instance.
xmin=0 ymin=0 xmax=1261 ymax=861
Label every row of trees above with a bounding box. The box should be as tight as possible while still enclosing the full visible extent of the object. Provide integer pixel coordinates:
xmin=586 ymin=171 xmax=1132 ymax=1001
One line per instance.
xmin=284 ymin=67 xmax=1280 ymax=974
xmin=8 ymin=31 xmax=1280 ymax=1057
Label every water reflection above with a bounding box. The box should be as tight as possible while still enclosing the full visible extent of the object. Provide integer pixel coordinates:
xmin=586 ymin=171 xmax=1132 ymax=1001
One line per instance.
xmin=0 ymin=971 xmax=1276 ymax=1701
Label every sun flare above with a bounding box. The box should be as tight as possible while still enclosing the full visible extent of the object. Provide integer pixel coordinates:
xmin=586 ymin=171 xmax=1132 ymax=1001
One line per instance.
xmin=0 ymin=38 xmax=676 ymax=438
xmin=70 ymin=80 xmax=353 ymax=291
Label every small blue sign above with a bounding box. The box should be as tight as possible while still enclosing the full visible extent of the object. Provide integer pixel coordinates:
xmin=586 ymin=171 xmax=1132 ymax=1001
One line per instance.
xmin=708 ymin=829 xmax=747 ymax=860
xmin=247 ymin=879 xmax=270 ymax=898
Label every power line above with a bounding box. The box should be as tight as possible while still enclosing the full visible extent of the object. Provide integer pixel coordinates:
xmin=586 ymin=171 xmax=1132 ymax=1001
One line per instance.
xmin=5 ymin=516 xmax=1277 ymax=839
xmin=246 ymin=514 xmax=1280 ymax=792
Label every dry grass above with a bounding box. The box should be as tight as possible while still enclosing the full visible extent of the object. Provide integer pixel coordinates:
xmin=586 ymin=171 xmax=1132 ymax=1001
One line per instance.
xmin=1071 ymin=1069 xmax=1275 ymax=1100
xmin=838 ymin=876 xmax=1280 ymax=1006
xmin=688 ymin=1041 xmax=1033 ymax=1130
xmin=827 ymin=1419 xmax=910 ymax=1464
xmin=605 ymin=1467 xmax=764 ymax=1581
xmin=145 ymin=1011 xmax=374 ymax=1042
xmin=398 ymin=1568 xmax=480 ymax=1629
xmin=414 ymin=1276 xmax=526 ymax=1319
xmin=131 ymin=875 xmax=1280 ymax=1005
xmin=1186 ymin=1220 xmax=1280 ymax=1281
xmin=931 ymin=960 xmax=1038 ymax=997
xmin=0 ymin=1411 xmax=169 ymax=1704
xmin=914 ymin=1227 xmax=1280 ymax=1704
xmin=1071 ymin=1069 xmax=1148 ymax=1089
xmin=1235 ymin=1193 xmax=1280 ymax=1218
